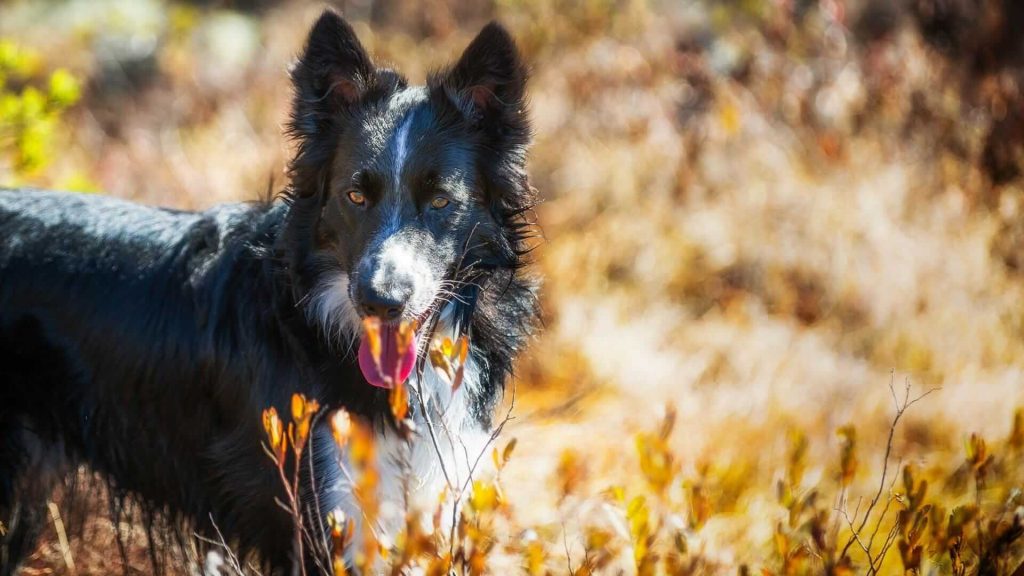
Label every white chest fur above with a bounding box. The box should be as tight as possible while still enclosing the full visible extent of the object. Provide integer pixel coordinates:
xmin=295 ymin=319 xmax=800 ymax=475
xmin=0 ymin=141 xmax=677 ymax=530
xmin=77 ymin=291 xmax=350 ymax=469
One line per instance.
xmin=303 ymin=271 xmax=495 ymax=555
xmin=318 ymin=357 xmax=490 ymax=561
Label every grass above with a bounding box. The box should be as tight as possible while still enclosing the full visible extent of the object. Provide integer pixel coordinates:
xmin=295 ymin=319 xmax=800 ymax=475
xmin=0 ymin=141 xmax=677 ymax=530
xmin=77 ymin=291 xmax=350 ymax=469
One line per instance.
xmin=2 ymin=0 xmax=1024 ymax=573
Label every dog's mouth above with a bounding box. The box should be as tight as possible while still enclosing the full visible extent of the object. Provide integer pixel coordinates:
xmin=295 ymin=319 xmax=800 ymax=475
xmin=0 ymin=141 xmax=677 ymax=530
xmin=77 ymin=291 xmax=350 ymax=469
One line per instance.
xmin=356 ymin=318 xmax=420 ymax=389
xmin=352 ymin=286 xmax=465 ymax=389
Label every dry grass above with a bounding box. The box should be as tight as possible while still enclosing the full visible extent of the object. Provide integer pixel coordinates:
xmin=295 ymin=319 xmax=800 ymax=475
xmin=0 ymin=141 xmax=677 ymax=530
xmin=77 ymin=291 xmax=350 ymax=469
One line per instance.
xmin=3 ymin=0 xmax=1024 ymax=573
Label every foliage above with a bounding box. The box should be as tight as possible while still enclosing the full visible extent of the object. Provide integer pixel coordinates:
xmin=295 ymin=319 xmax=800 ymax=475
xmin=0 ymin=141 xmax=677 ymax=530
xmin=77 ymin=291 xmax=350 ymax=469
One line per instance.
xmin=0 ymin=40 xmax=79 ymax=179
xmin=248 ymin=370 xmax=1024 ymax=575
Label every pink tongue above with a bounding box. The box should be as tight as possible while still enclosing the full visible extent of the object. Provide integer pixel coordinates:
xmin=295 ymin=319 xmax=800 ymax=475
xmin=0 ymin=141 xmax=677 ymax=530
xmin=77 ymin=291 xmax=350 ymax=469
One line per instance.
xmin=357 ymin=324 xmax=418 ymax=389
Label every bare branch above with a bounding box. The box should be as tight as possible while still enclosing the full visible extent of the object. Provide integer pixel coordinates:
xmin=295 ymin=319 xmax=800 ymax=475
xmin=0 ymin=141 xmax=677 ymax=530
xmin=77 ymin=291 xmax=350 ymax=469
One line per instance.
xmin=562 ymin=522 xmax=575 ymax=576
xmin=409 ymin=382 xmax=456 ymax=491
xmin=865 ymin=462 xmax=902 ymax=554
xmin=839 ymin=377 xmax=939 ymax=561
xmin=199 ymin=513 xmax=246 ymax=576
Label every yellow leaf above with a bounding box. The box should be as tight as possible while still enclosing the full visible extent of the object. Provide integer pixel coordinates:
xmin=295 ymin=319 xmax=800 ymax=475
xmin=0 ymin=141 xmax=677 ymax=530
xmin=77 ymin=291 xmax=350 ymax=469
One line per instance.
xmin=1010 ymin=409 xmax=1023 ymax=450
xmin=501 ymin=438 xmax=517 ymax=466
xmin=687 ymin=481 xmax=712 ymax=530
xmin=837 ymin=424 xmax=858 ymax=487
xmin=556 ymin=449 xmax=586 ymax=500
xmin=424 ymin=553 xmax=452 ymax=576
xmin=719 ymin=100 xmax=741 ymax=135
xmin=47 ymin=68 xmax=80 ymax=107
xmin=635 ymin=432 xmax=675 ymax=494
xmin=585 ymin=527 xmax=612 ymax=551
xmin=524 ymin=539 xmax=545 ymax=576
xmin=469 ymin=479 xmax=499 ymax=512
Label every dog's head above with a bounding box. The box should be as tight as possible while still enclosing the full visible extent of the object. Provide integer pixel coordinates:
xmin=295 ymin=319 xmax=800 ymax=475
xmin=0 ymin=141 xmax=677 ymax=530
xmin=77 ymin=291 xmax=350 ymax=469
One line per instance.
xmin=284 ymin=11 xmax=534 ymax=389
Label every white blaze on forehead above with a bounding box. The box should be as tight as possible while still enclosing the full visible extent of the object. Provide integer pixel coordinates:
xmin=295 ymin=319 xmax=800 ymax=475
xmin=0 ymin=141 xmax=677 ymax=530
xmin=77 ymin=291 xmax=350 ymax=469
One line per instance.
xmin=393 ymin=113 xmax=413 ymax=185
xmin=379 ymin=87 xmax=427 ymax=235
xmin=386 ymin=87 xmax=427 ymax=181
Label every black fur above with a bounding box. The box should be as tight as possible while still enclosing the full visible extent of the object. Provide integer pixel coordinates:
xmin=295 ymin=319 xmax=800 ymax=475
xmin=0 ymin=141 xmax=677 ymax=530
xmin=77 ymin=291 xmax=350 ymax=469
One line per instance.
xmin=0 ymin=10 xmax=537 ymax=574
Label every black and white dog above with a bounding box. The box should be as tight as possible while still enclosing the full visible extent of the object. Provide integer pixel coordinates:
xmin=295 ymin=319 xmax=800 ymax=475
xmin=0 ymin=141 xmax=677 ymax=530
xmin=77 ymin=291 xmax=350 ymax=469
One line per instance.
xmin=0 ymin=10 xmax=537 ymax=574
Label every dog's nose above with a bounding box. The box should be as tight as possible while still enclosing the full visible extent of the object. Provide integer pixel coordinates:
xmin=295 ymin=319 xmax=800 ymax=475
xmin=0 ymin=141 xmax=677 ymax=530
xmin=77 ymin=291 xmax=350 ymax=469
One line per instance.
xmin=359 ymin=289 xmax=405 ymax=321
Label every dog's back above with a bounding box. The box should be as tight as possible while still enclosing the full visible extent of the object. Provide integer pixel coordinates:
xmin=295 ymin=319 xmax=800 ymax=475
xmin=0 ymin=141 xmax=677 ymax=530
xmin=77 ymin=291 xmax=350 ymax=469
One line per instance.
xmin=0 ymin=189 xmax=297 ymax=572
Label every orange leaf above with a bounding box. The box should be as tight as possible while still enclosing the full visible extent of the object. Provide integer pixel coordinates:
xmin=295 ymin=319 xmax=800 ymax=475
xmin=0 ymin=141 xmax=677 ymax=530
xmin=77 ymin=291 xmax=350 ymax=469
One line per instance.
xmin=396 ymin=318 xmax=419 ymax=352
xmin=261 ymin=407 xmax=286 ymax=463
xmin=362 ymin=317 xmax=382 ymax=366
xmin=261 ymin=408 xmax=275 ymax=439
xmin=452 ymin=362 xmax=466 ymax=392
xmin=430 ymin=335 xmax=470 ymax=390
xmin=290 ymin=393 xmax=320 ymax=451
xmin=429 ymin=338 xmax=456 ymax=383
xmin=332 ymin=556 xmax=347 ymax=576
xmin=390 ymin=380 xmax=408 ymax=422
xmin=291 ymin=394 xmax=305 ymax=423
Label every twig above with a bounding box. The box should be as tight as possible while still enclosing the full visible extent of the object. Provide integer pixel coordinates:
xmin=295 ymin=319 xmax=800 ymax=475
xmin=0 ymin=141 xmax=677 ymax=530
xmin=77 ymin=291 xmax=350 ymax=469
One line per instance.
xmin=839 ymin=374 xmax=939 ymax=560
xmin=446 ymin=379 xmax=516 ymax=557
xmin=409 ymin=381 xmax=455 ymax=491
xmin=864 ymin=462 xmax=901 ymax=555
xmin=305 ymin=411 xmax=332 ymax=564
xmin=47 ymin=501 xmax=76 ymax=574
xmin=459 ymin=380 xmax=518 ymax=498
xmin=201 ymin=513 xmax=245 ymax=576
xmin=430 ymin=400 xmax=465 ymax=490
xmin=836 ymin=505 xmax=874 ymax=568
xmin=332 ymin=460 xmax=386 ymax=542
xmin=562 ymin=522 xmax=575 ymax=576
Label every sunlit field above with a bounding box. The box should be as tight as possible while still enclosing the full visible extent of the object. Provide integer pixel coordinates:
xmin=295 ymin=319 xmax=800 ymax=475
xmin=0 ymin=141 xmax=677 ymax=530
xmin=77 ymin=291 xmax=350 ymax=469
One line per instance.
xmin=2 ymin=0 xmax=1024 ymax=573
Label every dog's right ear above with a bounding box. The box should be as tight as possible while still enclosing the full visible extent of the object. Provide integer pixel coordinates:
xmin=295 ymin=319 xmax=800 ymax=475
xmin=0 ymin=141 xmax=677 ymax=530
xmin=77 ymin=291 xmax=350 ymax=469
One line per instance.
xmin=288 ymin=10 xmax=375 ymax=142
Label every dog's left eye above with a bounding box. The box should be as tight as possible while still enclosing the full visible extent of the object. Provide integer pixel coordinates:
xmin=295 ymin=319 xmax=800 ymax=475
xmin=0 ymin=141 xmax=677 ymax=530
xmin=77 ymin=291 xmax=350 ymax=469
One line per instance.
xmin=346 ymin=190 xmax=366 ymax=206
xmin=430 ymin=196 xmax=450 ymax=210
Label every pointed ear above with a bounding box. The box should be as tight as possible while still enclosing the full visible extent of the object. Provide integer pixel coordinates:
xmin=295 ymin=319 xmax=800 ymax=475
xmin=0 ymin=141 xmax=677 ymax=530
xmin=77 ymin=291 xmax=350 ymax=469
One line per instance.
xmin=432 ymin=22 xmax=528 ymax=128
xmin=288 ymin=10 xmax=375 ymax=141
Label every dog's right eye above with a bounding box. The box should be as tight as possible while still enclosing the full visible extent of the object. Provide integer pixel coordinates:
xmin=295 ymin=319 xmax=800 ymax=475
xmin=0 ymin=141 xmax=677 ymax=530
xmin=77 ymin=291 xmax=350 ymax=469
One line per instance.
xmin=346 ymin=190 xmax=366 ymax=206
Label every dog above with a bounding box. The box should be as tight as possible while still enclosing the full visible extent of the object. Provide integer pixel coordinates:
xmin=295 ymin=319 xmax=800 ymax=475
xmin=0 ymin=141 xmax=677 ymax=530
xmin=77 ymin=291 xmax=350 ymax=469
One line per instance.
xmin=0 ymin=10 xmax=537 ymax=574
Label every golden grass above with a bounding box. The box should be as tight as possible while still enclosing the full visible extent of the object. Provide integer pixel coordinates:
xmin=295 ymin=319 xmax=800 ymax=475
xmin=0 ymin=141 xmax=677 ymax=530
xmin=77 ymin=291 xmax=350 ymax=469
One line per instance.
xmin=2 ymin=0 xmax=1023 ymax=573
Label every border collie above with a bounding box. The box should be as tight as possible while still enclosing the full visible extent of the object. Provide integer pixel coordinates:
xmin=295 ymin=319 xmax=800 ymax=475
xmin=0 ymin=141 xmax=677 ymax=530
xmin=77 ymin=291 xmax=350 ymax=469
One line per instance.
xmin=0 ymin=10 xmax=537 ymax=574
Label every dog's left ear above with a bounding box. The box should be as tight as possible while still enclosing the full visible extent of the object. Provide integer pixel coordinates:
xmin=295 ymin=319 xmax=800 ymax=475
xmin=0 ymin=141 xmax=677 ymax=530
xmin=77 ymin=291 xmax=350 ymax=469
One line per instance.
xmin=431 ymin=22 xmax=528 ymax=133
xmin=289 ymin=10 xmax=384 ymax=143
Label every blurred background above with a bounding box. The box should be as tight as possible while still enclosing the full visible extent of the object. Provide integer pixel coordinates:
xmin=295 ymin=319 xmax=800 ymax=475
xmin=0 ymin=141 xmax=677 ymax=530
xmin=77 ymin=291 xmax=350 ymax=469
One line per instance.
xmin=2 ymin=0 xmax=1023 ymax=573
